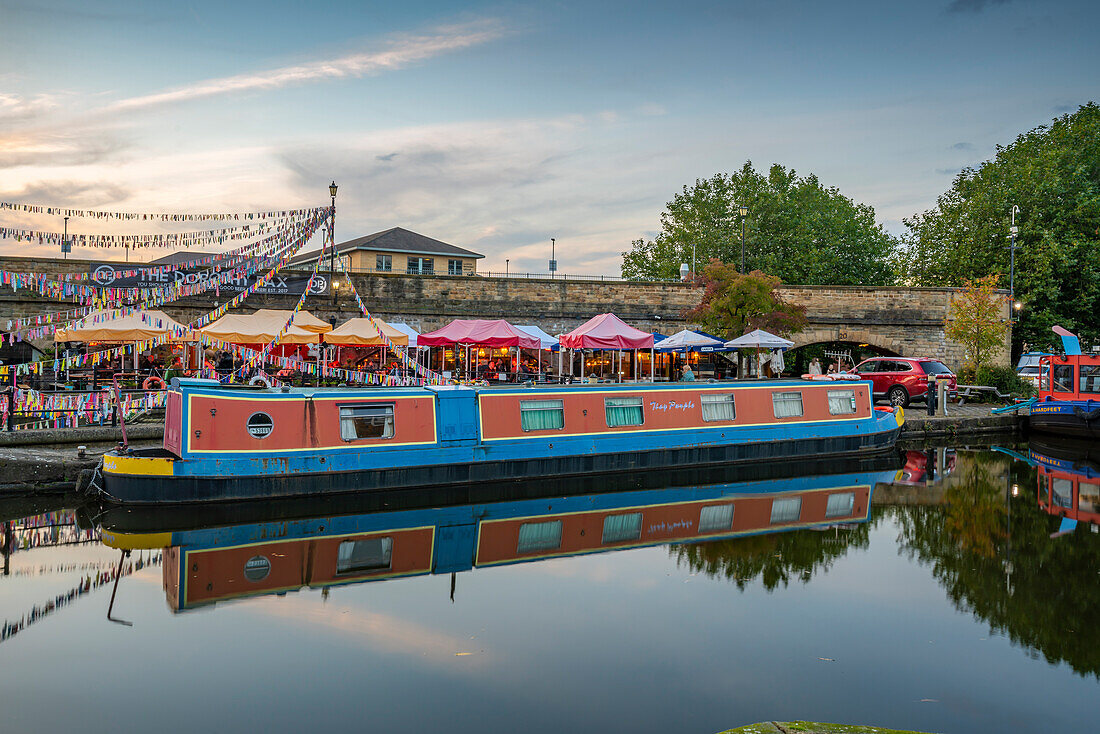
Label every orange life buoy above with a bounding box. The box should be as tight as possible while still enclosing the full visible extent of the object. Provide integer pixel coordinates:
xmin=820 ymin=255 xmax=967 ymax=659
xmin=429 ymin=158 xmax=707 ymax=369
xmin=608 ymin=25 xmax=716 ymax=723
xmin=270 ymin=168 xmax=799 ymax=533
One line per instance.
xmin=143 ymin=376 xmax=166 ymax=390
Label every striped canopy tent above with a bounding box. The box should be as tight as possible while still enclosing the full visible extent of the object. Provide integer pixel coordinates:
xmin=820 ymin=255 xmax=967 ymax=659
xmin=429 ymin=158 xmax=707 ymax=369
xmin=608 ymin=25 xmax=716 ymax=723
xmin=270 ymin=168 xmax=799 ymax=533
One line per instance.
xmin=558 ymin=313 xmax=656 ymax=381
xmin=325 ymin=318 xmax=409 ymax=346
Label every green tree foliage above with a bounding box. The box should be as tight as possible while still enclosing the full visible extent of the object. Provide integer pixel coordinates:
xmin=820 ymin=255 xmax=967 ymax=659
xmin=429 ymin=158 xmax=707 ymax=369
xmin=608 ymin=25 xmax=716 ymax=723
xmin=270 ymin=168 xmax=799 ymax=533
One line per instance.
xmin=944 ymin=274 xmax=1009 ymax=369
xmin=685 ymin=263 xmax=807 ymax=339
xmin=895 ymin=453 xmax=1100 ymax=678
xmin=898 ymin=103 xmax=1100 ymax=352
xmin=621 ymin=162 xmax=897 ymax=285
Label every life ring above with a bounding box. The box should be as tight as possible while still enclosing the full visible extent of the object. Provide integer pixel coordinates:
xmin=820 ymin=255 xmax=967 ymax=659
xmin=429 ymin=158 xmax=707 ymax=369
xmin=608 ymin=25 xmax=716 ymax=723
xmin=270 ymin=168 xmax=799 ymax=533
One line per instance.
xmin=142 ymin=376 xmax=166 ymax=390
xmin=249 ymin=373 xmax=274 ymax=388
xmin=801 ymin=374 xmax=832 ymax=381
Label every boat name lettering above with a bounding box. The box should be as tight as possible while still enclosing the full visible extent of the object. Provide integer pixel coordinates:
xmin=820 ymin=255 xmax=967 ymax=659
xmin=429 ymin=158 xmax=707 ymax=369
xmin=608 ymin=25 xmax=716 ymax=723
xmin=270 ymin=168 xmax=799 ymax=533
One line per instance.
xmin=647 ymin=519 xmax=694 ymax=534
xmin=648 ymin=399 xmax=696 ymax=412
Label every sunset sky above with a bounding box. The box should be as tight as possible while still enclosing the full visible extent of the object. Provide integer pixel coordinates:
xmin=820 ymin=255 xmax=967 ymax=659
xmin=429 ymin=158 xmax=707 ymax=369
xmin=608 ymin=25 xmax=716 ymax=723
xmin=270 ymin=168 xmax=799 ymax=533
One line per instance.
xmin=1 ymin=0 xmax=1097 ymax=274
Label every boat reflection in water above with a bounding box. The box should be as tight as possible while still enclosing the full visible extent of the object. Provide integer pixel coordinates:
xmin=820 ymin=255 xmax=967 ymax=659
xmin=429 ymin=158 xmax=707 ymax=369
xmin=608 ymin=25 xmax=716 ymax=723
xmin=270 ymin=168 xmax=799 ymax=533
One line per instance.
xmin=1031 ymin=436 xmax=1100 ymax=535
xmin=96 ymin=453 xmax=901 ymax=612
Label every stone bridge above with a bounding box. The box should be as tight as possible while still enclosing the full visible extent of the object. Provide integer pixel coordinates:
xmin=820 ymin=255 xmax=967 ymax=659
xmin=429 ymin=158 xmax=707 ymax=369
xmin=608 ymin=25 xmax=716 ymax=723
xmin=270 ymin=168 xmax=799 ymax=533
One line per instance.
xmin=0 ymin=257 xmax=1010 ymax=370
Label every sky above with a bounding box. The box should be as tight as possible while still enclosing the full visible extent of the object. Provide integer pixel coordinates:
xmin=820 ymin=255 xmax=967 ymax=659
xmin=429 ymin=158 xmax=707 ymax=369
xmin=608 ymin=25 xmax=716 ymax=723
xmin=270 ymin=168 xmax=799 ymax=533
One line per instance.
xmin=0 ymin=0 xmax=1097 ymax=275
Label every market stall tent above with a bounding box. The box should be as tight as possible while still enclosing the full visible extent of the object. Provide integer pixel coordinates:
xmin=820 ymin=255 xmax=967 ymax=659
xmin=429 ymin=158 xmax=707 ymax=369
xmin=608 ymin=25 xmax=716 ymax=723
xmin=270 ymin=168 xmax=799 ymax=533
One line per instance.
xmin=250 ymin=309 xmax=333 ymax=334
xmin=419 ymin=319 xmax=540 ymax=348
xmin=514 ymin=324 xmax=558 ymax=350
xmin=325 ymin=318 xmax=409 ymax=346
xmin=54 ymin=309 xmax=191 ymax=342
xmin=388 ymin=323 xmax=420 ymax=348
xmin=558 ymin=313 xmax=656 ymax=381
xmin=200 ymin=312 xmax=322 ymax=344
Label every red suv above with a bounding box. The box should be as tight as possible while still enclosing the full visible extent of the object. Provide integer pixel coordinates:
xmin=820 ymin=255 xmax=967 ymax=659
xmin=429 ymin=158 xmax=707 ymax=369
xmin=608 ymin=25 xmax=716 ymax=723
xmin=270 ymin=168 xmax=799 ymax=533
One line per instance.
xmin=852 ymin=357 xmax=957 ymax=407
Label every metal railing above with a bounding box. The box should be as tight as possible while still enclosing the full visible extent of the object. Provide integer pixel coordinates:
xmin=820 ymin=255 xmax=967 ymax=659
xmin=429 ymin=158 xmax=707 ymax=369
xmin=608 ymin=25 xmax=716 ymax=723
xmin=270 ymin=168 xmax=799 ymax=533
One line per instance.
xmin=286 ymin=264 xmax=680 ymax=283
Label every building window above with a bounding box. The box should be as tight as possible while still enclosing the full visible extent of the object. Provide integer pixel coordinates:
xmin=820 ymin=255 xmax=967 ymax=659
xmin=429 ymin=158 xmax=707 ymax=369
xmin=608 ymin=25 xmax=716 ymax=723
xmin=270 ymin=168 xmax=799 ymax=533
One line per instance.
xmin=605 ymin=396 xmax=644 ymax=427
xmin=1052 ymin=365 xmax=1074 ymax=393
xmin=825 ymin=492 xmax=856 ymax=518
xmin=827 ymin=389 xmax=857 ymax=415
xmin=701 ymin=393 xmax=736 ymax=422
xmin=698 ymin=503 xmax=735 ymax=532
xmin=340 ymin=404 xmax=394 ymax=440
xmin=520 ymin=399 xmax=564 ymax=431
xmin=448 ymin=259 xmax=463 ymax=275
xmin=1080 ymin=482 xmax=1100 ymax=513
xmin=407 ymin=256 xmax=434 ymax=275
xmin=517 ymin=520 xmax=562 ymax=553
xmin=1080 ymin=365 xmax=1100 ymax=395
xmin=376 ymin=254 xmax=392 ymax=272
xmin=770 ymin=497 xmax=802 ymax=524
xmin=602 ymin=512 xmax=642 ymax=543
xmin=336 ymin=537 xmax=392 ymax=574
xmin=772 ymin=391 xmax=804 ymax=418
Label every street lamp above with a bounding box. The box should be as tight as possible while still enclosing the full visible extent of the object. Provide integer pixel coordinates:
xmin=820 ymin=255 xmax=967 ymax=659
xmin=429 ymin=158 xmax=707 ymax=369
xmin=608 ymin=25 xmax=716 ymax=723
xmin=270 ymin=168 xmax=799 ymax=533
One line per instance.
xmin=738 ymin=205 xmax=749 ymax=273
xmin=328 ymin=181 xmax=338 ymax=276
xmin=549 ymin=238 xmax=557 ymax=278
xmin=1008 ymin=205 xmax=1019 ymax=304
xmin=332 ymin=279 xmax=340 ymax=305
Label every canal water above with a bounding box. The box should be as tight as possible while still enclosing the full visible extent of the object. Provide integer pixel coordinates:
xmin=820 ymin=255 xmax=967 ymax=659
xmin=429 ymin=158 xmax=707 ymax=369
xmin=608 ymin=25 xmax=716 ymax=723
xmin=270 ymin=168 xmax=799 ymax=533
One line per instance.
xmin=1 ymin=437 xmax=1097 ymax=734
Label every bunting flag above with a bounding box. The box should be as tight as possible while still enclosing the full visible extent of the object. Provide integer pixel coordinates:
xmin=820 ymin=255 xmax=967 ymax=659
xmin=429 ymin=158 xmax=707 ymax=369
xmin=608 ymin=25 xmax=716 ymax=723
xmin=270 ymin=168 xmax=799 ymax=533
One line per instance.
xmin=0 ymin=214 xmax=316 ymax=249
xmin=0 ymin=201 xmax=326 ymax=222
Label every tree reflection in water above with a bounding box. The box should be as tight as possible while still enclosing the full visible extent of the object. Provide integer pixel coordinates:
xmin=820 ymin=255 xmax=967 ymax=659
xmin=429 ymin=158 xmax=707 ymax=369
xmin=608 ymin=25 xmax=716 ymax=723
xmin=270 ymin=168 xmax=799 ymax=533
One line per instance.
xmin=671 ymin=520 xmax=874 ymax=591
xmin=671 ymin=449 xmax=1100 ymax=678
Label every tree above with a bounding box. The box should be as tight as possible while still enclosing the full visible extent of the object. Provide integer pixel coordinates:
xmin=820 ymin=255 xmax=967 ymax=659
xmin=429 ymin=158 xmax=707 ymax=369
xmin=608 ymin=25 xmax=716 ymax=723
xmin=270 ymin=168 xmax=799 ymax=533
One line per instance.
xmin=621 ymin=162 xmax=897 ymax=285
xmin=685 ymin=263 xmax=807 ymax=340
xmin=944 ymin=274 xmax=1009 ymax=369
xmin=898 ymin=103 xmax=1100 ymax=353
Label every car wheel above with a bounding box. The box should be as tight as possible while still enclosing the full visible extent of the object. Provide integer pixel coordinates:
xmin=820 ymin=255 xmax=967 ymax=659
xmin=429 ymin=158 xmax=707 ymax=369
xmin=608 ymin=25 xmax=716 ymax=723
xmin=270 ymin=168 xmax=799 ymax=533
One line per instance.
xmin=888 ymin=385 xmax=909 ymax=408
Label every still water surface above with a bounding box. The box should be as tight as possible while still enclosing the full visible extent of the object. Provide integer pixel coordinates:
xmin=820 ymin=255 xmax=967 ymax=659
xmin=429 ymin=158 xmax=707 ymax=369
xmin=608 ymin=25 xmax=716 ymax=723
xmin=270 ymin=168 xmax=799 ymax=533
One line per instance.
xmin=1 ymin=439 xmax=1097 ymax=734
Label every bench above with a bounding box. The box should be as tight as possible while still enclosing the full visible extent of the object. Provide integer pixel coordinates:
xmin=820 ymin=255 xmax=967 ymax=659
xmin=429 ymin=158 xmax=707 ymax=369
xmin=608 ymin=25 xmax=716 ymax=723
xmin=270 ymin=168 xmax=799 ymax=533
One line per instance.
xmin=955 ymin=384 xmax=1013 ymax=404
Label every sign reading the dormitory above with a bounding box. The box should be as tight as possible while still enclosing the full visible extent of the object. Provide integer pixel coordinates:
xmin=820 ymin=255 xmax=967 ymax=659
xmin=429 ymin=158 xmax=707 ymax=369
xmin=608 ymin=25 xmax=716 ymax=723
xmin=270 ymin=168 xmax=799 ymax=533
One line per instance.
xmin=89 ymin=261 xmax=329 ymax=296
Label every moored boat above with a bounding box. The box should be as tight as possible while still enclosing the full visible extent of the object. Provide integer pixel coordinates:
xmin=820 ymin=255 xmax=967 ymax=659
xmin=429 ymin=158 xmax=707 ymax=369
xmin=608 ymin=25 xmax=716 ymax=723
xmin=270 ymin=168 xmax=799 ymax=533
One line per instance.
xmin=92 ymin=376 xmax=903 ymax=504
xmin=1030 ymin=327 xmax=1100 ymax=439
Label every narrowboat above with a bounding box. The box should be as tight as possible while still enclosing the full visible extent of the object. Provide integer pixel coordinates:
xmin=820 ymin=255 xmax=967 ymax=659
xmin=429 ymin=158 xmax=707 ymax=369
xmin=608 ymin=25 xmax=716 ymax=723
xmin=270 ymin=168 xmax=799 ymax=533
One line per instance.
xmin=97 ymin=456 xmax=899 ymax=611
xmin=91 ymin=376 xmax=903 ymax=504
xmin=1030 ymin=327 xmax=1100 ymax=438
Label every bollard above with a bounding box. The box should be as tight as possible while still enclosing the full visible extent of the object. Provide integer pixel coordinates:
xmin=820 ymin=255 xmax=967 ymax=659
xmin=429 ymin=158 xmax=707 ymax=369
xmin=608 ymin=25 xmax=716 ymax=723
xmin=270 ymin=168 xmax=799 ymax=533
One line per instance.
xmin=938 ymin=378 xmax=949 ymax=416
xmin=926 ymin=376 xmax=936 ymax=416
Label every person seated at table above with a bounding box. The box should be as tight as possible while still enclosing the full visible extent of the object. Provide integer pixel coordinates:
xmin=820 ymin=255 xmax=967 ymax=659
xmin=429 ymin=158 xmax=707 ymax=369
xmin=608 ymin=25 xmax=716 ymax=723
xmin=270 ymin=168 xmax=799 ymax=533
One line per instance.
xmin=681 ymin=364 xmax=695 ymax=381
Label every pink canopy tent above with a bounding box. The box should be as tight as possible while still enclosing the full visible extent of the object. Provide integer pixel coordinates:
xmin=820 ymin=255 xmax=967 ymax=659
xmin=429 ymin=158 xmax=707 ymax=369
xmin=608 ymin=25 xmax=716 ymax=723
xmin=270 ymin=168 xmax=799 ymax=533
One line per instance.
xmin=559 ymin=313 xmax=655 ymax=382
xmin=419 ymin=319 xmax=542 ymax=379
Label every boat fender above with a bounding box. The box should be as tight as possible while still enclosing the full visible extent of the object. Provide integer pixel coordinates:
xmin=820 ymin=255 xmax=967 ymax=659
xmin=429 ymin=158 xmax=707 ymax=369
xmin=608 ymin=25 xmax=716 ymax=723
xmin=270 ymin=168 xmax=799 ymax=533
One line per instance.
xmin=1073 ymin=404 xmax=1100 ymax=422
xmin=801 ymin=374 xmax=832 ymax=381
xmin=142 ymin=376 xmax=166 ymax=390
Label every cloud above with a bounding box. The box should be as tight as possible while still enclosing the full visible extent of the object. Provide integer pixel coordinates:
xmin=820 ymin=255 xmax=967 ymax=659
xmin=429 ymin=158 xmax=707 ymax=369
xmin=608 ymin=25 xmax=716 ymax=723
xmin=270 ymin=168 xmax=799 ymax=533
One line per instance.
xmin=102 ymin=20 xmax=506 ymax=114
xmin=935 ymin=167 xmax=963 ymax=176
xmin=0 ymin=179 xmax=133 ymax=206
xmin=0 ymin=93 xmax=60 ymax=122
xmin=0 ymin=129 xmax=131 ymax=169
xmin=945 ymin=0 xmax=1015 ymax=12
xmin=950 ymin=141 xmax=975 ymax=151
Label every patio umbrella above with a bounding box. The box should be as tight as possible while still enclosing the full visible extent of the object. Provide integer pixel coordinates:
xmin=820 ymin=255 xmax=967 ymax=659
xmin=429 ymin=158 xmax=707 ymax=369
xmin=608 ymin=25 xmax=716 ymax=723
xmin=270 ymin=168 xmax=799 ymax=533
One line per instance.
xmin=724 ymin=329 xmax=794 ymax=350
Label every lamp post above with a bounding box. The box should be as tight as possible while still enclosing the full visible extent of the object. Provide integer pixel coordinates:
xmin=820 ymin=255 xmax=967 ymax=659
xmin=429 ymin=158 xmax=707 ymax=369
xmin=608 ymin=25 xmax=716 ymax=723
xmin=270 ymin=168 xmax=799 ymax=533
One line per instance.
xmin=62 ymin=216 xmax=69 ymax=259
xmin=549 ymin=238 xmax=557 ymax=278
xmin=1008 ymin=204 xmax=1019 ymax=307
xmin=328 ymin=181 xmax=338 ymax=276
xmin=738 ymin=205 xmax=749 ymax=273
xmin=332 ymin=279 xmax=340 ymax=305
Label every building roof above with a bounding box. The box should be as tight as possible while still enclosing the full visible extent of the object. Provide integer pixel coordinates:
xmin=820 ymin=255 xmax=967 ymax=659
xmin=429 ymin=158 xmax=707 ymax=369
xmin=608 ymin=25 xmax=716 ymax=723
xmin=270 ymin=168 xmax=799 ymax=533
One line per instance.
xmin=150 ymin=250 xmax=217 ymax=265
xmin=289 ymin=227 xmax=483 ymax=266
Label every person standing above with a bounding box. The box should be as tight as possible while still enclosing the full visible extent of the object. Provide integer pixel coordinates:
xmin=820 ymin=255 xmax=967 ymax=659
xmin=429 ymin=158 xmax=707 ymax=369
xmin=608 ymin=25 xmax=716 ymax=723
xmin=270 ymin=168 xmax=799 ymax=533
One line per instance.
xmin=808 ymin=358 xmax=822 ymax=375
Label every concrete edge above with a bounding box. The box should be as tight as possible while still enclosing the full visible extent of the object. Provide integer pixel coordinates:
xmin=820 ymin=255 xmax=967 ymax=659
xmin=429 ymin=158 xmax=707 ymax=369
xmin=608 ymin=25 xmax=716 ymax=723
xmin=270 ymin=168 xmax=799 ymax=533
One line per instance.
xmin=0 ymin=423 xmax=165 ymax=447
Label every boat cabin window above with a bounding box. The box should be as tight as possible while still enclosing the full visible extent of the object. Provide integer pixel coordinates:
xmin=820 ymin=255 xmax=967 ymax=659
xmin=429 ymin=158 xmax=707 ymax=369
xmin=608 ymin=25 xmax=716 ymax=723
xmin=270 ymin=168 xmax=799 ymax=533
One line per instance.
xmin=1080 ymin=365 xmax=1100 ymax=395
xmin=827 ymin=389 xmax=857 ymax=415
xmin=1080 ymin=482 xmax=1100 ymax=513
xmin=340 ymin=404 xmax=395 ymax=440
xmin=698 ymin=503 xmax=735 ymax=532
xmin=701 ymin=393 xmax=736 ymax=422
xmin=602 ymin=512 xmax=642 ymax=543
xmin=517 ymin=520 xmax=562 ymax=552
xmin=1052 ymin=365 xmax=1074 ymax=393
xmin=520 ymin=399 xmax=565 ymax=431
xmin=772 ymin=391 xmax=804 ymax=418
xmin=336 ymin=537 xmax=393 ymax=574
xmin=770 ymin=497 xmax=802 ymax=524
xmin=1052 ymin=478 xmax=1073 ymax=509
xmin=825 ymin=492 xmax=856 ymax=518
xmin=605 ymin=396 xmax=644 ymax=427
